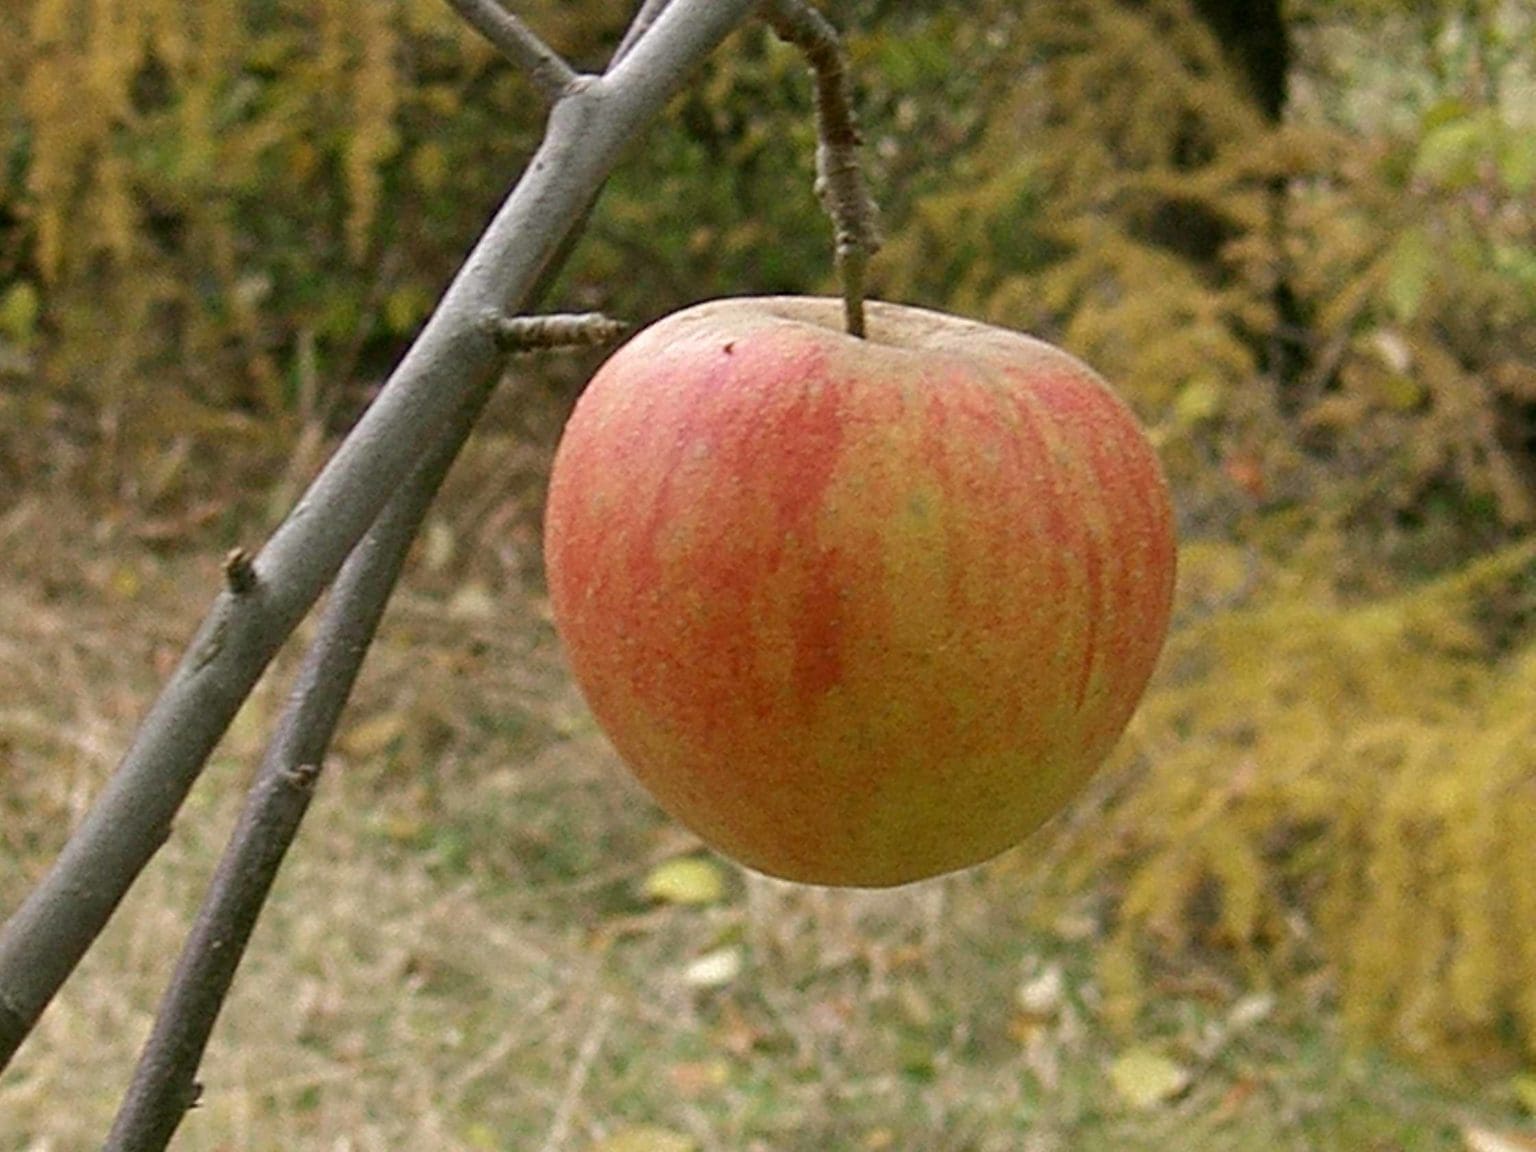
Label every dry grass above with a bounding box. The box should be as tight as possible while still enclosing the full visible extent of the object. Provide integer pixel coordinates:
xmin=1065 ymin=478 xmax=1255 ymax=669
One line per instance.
xmin=0 ymin=472 xmax=1525 ymax=1152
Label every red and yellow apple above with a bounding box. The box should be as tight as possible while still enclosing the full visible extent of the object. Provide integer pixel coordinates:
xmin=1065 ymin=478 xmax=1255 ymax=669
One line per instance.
xmin=543 ymin=297 xmax=1176 ymax=887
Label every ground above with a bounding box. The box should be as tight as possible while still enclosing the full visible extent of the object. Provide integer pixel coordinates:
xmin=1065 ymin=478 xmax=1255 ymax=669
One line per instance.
xmin=0 ymin=452 xmax=1528 ymax=1152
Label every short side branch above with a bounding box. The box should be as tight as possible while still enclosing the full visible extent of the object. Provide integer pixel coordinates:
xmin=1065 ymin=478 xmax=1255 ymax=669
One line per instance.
xmin=446 ymin=0 xmax=578 ymax=102
xmin=221 ymin=549 xmax=258 ymax=596
xmin=612 ymin=0 xmax=674 ymax=67
xmin=761 ymin=0 xmax=881 ymax=337
xmin=491 ymin=311 xmax=628 ymax=353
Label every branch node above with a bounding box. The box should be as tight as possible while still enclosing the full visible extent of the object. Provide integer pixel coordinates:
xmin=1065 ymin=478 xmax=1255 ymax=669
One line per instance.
xmin=445 ymin=0 xmax=579 ymax=103
xmin=278 ymin=763 xmax=321 ymax=793
xmin=761 ymin=0 xmax=882 ymax=338
xmin=222 ymin=549 xmax=259 ymax=596
xmin=491 ymin=311 xmax=629 ymax=354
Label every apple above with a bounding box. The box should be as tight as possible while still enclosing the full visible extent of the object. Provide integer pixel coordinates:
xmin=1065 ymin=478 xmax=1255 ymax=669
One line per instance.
xmin=543 ymin=297 xmax=1176 ymax=887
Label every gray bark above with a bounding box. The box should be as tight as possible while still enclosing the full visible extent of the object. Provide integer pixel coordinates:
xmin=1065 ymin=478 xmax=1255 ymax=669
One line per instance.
xmin=0 ymin=0 xmax=761 ymax=1072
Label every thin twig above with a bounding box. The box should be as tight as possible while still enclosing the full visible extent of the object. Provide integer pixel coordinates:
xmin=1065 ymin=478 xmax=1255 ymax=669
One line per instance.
xmin=492 ymin=311 xmax=628 ymax=352
xmin=612 ymin=0 xmax=674 ymax=67
xmin=537 ymin=995 xmax=615 ymax=1152
xmin=0 ymin=0 xmax=761 ymax=1073
xmin=760 ymin=0 xmax=881 ymax=337
xmin=446 ymin=0 xmax=578 ymax=102
xmin=524 ymin=1 xmax=672 ymax=335
xmin=103 ymin=384 xmax=492 ymax=1152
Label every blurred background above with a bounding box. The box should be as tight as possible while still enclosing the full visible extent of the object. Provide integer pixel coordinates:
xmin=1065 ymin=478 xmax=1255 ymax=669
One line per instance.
xmin=2 ymin=1 xmax=1535 ymax=1149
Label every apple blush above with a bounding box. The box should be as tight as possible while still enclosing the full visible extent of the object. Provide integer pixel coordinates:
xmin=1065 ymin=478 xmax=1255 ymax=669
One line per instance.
xmin=543 ymin=297 xmax=1176 ymax=887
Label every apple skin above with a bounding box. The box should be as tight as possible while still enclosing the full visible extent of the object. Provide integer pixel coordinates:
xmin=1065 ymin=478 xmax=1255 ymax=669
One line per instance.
xmin=543 ymin=297 xmax=1176 ymax=887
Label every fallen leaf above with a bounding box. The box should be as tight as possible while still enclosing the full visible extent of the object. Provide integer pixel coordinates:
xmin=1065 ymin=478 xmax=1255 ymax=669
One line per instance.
xmin=1463 ymin=1127 xmax=1536 ymax=1152
xmin=1174 ymin=376 xmax=1226 ymax=426
xmin=642 ymin=856 xmax=726 ymax=905
xmin=1016 ymin=963 xmax=1066 ymax=1019
xmin=461 ymin=1121 xmax=500 ymax=1149
xmin=339 ymin=710 xmax=409 ymax=759
xmin=681 ymin=946 xmax=742 ymax=989
xmin=447 ymin=580 xmax=496 ymax=621
xmin=380 ymin=813 xmax=425 ymax=844
xmin=1513 ymin=1074 xmax=1536 ymax=1115
xmin=1226 ymin=993 xmax=1275 ymax=1031
xmin=1052 ymin=907 xmax=1099 ymax=942
xmin=0 ymin=280 xmax=39 ymax=347
xmin=422 ymin=517 xmax=456 ymax=574
xmin=106 ymin=563 xmax=143 ymax=602
xmin=1108 ymin=1046 xmax=1192 ymax=1110
xmin=589 ymin=1125 xmax=697 ymax=1152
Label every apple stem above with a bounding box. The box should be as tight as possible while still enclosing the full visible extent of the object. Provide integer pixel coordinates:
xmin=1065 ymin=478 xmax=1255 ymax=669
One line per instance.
xmin=761 ymin=0 xmax=881 ymax=339
xmin=839 ymin=244 xmax=870 ymax=339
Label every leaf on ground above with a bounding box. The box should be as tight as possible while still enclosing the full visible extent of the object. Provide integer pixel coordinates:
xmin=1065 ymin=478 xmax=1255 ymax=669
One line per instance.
xmin=1173 ymin=376 xmax=1226 ymax=426
xmin=1513 ymin=1074 xmax=1536 ymax=1114
xmin=339 ymin=710 xmax=409 ymax=759
xmin=1016 ymin=962 xmax=1067 ymax=1019
xmin=1108 ymin=1046 xmax=1192 ymax=1109
xmin=447 ymin=580 xmax=497 ymax=621
xmin=1463 ymin=1127 xmax=1536 ymax=1152
xmin=589 ymin=1125 xmax=697 ymax=1152
xmin=460 ymin=1121 xmax=500 ymax=1149
xmin=0 ymin=281 xmax=39 ymax=347
xmin=680 ymin=946 xmax=741 ymax=989
xmin=1226 ymin=992 xmax=1276 ymax=1031
xmin=421 ymin=517 xmax=456 ymax=574
xmin=642 ymin=856 xmax=726 ymax=905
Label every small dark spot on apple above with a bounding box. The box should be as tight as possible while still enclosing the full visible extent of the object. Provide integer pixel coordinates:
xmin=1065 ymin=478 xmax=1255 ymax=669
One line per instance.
xmin=723 ymin=342 xmax=735 ymax=355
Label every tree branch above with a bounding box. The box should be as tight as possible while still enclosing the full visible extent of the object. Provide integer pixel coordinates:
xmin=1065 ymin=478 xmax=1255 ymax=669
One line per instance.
xmin=0 ymin=0 xmax=761 ymax=1074
xmin=760 ymin=0 xmax=881 ymax=337
xmin=105 ymin=301 xmax=623 ymax=1147
xmin=613 ymin=0 xmax=675 ymax=66
xmin=102 ymin=382 xmax=489 ymax=1152
xmin=446 ymin=0 xmax=577 ymax=103
xmin=492 ymin=310 xmax=628 ymax=352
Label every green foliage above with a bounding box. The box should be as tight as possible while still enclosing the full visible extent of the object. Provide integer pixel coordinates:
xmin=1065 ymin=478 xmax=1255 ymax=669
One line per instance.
xmin=873 ymin=0 xmax=1536 ymax=547
xmin=874 ymin=0 xmax=1282 ymax=503
xmin=1285 ymin=86 xmax=1536 ymax=537
xmin=0 ymin=0 xmax=581 ymax=494
xmin=1055 ymin=535 xmax=1536 ymax=1069
xmin=559 ymin=4 xmax=1022 ymax=323
xmin=4 ymin=0 xmax=1535 ymax=1080
xmin=4 ymin=0 xmax=1532 ymax=530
